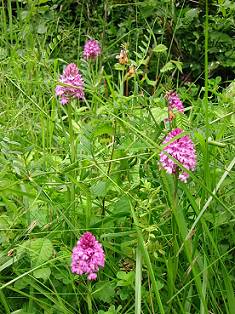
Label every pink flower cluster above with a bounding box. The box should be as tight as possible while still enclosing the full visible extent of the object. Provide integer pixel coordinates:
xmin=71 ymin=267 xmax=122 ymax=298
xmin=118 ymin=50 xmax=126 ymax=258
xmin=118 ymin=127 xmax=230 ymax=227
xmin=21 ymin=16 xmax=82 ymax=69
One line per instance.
xmin=71 ymin=232 xmax=105 ymax=281
xmin=160 ymin=128 xmax=196 ymax=182
xmin=165 ymin=91 xmax=184 ymax=113
xmin=83 ymin=39 xmax=101 ymax=60
xmin=55 ymin=63 xmax=84 ymax=105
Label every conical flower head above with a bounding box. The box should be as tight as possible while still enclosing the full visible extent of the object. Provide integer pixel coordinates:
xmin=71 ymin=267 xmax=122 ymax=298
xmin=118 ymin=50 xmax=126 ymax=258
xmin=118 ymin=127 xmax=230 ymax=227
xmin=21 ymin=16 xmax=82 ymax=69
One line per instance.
xmin=83 ymin=39 xmax=101 ymax=60
xmin=159 ymin=128 xmax=196 ymax=182
xmin=165 ymin=91 xmax=184 ymax=113
xmin=71 ymin=232 xmax=105 ymax=281
xmin=55 ymin=63 xmax=84 ymax=105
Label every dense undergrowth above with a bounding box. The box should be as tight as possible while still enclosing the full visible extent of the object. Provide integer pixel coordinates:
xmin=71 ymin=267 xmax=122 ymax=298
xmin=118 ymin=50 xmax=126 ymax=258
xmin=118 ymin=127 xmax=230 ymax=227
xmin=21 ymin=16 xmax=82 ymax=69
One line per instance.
xmin=0 ymin=1 xmax=235 ymax=313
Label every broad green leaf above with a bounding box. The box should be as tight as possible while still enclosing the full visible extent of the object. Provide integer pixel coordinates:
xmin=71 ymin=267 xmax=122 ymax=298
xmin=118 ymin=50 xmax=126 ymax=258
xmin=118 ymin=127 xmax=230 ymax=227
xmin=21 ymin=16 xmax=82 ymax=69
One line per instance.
xmin=113 ymin=196 xmax=131 ymax=215
xmin=184 ymin=8 xmax=199 ymax=22
xmin=26 ymin=238 xmax=53 ymax=267
xmin=90 ymin=181 xmax=107 ymax=197
xmin=117 ymin=271 xmax=135 ymax=286
xmin=14 ymin=278 xmax=30 ymax=290
xmin=33 ymin=267 xmax=51 ymax=281
xmin=160 ymin=61 xmax=174 ymax=73
xmin=151 ymin=107 xmax=168 ymax=123
xmin=93 ymin=124 xmax=114 ymax=137
xmin=93 ymin=281 xmax=116 ymax=303
xmin=153 ymin=44 xmax=167 ymax=53
xmin=30 ymin=205 xmax=47 ymax=227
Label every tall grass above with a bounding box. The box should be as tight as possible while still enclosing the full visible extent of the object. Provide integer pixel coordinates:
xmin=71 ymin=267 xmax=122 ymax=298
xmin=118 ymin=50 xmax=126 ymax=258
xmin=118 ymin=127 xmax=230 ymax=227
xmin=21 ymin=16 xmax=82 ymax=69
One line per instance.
xmin=0 ymin=1 xmax=234 ymax=314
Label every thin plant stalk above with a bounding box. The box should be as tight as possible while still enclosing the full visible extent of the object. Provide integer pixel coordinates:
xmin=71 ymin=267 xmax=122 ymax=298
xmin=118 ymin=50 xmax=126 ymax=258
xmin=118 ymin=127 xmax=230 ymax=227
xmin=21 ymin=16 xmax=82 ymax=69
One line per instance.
xmin=0 ymin=290 xmax=10 ymax=314
xmin=203 ymin=0 xmax=210 ymax=194
xmin=135 ymin=242 xmax=142 ymax=314
xmin=67 ymin=103 xmax=76 ymax=228
xmin=87 ymin=282 xmax=92 ymax=314
xmin=102 ymin=119 xmax=117 ymax=216
xmin=130 ymin=203 xmax=165 ymax=314
xmin=169 ymin=173 xmax=179 ymax=311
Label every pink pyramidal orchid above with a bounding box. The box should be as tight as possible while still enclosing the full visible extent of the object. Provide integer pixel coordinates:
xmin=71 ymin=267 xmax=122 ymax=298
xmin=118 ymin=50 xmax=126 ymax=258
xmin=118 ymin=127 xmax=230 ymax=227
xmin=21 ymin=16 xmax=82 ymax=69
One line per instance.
xmin=83 ymin=39 xmax=101 ymax=60
xmin=71 ymin=232 xmax=105 ymax=281
xmin=159 ymin=128 xmax=196 ymax=182
xmin=55 ymin=63 xmax=84 ymax=105
xmin=165 ymin=91 xmax=184 ymax=113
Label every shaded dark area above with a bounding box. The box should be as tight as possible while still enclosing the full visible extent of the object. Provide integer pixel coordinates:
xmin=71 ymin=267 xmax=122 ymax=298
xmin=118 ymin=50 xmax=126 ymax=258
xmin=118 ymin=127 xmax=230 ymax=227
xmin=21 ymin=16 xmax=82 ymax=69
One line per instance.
xmin=4 ymin=0 xmax=235 ymax=87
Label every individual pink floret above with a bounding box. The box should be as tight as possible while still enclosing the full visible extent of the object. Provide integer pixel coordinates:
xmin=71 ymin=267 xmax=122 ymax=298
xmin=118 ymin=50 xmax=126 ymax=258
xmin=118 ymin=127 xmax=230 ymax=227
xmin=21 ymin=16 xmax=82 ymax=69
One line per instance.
xmin=55 ymin=63 xmax=84 ymax=105
xmin=159 ymin=128 xmax=196 ymax=182
xmin=83 ymin=39 xmax=101 ymax=60
xmin=71 ymin=232 xmax=105 ymax=281
xmin=165 ymin=91 xmax=184 ymax=113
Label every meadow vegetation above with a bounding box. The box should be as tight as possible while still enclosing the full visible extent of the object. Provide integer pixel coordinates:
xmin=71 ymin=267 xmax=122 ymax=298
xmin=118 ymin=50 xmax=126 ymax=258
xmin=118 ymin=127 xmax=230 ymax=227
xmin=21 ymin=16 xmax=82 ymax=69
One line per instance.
xmin=0 ymin=1 xmax=234 ymax=313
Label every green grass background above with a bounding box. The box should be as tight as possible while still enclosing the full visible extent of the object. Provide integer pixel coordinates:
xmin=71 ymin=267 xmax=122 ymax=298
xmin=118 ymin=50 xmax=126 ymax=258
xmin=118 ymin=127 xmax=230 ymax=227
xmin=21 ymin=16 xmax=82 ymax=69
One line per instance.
xmin=0 ymin=1 xmax=234 ymax=313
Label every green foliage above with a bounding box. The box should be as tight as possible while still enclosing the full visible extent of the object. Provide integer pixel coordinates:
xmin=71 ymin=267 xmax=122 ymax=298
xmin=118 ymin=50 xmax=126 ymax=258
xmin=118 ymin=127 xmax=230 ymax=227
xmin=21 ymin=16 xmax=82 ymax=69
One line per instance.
xmin=93 ymin=281 xmax=116 ymax=303
xmin=0 ymin=0 xmax=234 ymax=314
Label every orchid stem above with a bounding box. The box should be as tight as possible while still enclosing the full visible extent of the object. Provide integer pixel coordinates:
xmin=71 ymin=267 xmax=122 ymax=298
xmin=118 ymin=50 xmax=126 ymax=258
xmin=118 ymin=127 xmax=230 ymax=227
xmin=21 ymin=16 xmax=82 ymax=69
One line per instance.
xmin=87 ymin=282 xmax=92 ymax=314
xmin=67 ymin=104 xmax=76 ymax=231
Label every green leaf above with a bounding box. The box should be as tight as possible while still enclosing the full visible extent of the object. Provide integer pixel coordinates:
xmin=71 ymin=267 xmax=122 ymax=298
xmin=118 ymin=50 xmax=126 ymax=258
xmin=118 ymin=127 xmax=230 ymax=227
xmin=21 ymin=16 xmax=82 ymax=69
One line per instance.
xmin=90 ymin=181 xmax=107 ymax=198
xmin=172 ymin=60 xmax=183 ymax=73
xmin=25 ymin=238 xmax=53 ymax=267
xmin=98 ymin=305 xmax=122 ymax=314
xmin=160 ymin=61 xmax=174 ymax=73
xmin=231 ymin=114 xmax=235 ymax=127
xmin=120 ymin=288 xmax=131 ymax=300
xmin=117 ymin=271 xmax=135 ymax=286
xmin=145 ymin=74 xmax=156 ymax=86
xmin=37 ymin=23 xmax=47 ymax=34
xmin=30 ymin=205 xmax=47 ymax=227
xmin=33 ymin=267 xmax=51 ymax=281
xmin=93 ymin=281 xmax=115 ymax=303
xmin=93 ymin=124 xmax=114 ymax=137
xmin=156 ymin=280 xmax=164 ymax=291
xmin=113 ymin=196 xmax=131 ymax=215
xmin=38 ymin=0 xmax=50 ymax=3
xmin=150 ymin=107 xmax=168 ymax=123
xmin=114 ymin=63 xmax=125 ymax=71
xmin=175 ymin=112 xmax=189 ymax=130
xmin=0 ymin=47 xmax=8 ymax=60
xmin=153 ymin=44 xmax=167 ymax=53
xmin=14 ymin=278 xmax=30 ymax=290
xmin=0 ymin=256 xmax=20 ymax=272
xmin=184 ymin=8 xmax=199 ymax=22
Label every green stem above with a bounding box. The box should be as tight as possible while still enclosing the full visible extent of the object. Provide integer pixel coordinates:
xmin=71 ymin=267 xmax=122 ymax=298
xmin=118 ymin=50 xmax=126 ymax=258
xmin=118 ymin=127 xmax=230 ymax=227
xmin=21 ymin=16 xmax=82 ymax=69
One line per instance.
xmin=130 ymin=203 xmax=165 ymax=314
xmin=0 ymin=290 xmax=10 ymax=314
xmin=87 ymin=282 xmax=92 ymax=314
xmin=7 ymin=0 xmax=13 ymax=45
xmin=168 ymin=174 xmax=179 ymax=310
xmin=67 ymin=104 xmax=76 ymax=164
xmin=102 ymin=119 xmax=117 ymax=216
xmin=204 ymin=0 xmax=210 ymax=194
xmin=67 ymin=104 xmax=76 ymax=226
xmin=135 ymin=242 xmax=142 ymax=314
xmin=173 ymin=177 xmax=208 ymax=313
